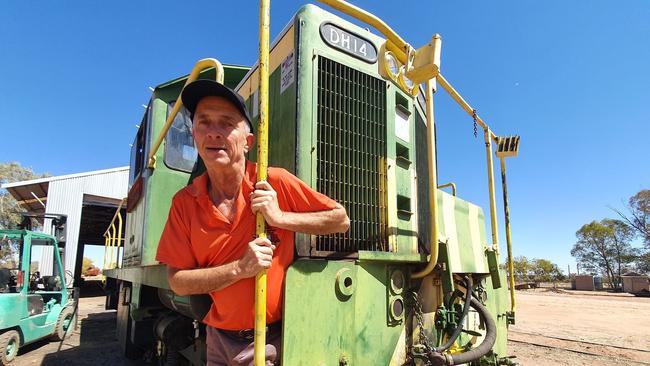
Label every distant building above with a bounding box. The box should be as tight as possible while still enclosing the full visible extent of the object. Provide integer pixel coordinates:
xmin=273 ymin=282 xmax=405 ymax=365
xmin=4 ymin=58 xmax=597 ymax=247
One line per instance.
xmin=573 ymin=275 xmax=595 ymax=291
xmin=2 ymin=167 xmax=128 ymax=285
xmin=621 ymin=272 xmax=650 ymax=293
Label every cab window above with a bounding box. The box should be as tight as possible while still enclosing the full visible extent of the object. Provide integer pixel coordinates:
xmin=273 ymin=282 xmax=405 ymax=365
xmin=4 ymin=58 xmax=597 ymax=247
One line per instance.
xmin=164 ymin=102 xmax=197 ymax=173
xmin=129 ymin=106 xmax=151 ymax=187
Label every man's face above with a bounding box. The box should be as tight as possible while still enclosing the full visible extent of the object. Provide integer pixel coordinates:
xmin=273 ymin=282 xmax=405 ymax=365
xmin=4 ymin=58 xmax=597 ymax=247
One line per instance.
xmin=192 ymin=96 xmax=254 ymax=168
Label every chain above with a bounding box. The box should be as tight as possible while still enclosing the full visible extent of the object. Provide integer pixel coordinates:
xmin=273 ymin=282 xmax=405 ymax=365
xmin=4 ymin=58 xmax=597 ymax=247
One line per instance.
xmin=472 ymin=109 xmax=478 ymax=138
xmin=404 ymin=290 xmax=434 ymax=365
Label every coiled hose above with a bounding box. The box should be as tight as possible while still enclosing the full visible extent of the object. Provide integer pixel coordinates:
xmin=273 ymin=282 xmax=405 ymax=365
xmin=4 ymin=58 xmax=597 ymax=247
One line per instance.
xmin=426 ymin=277 xmax=497 ymax=366
xmin=434 ymin=276 xmax=473 ymax=352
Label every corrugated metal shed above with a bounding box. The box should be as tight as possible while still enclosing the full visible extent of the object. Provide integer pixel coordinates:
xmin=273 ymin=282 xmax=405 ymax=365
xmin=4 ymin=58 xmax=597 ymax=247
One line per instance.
xmin=2 ymin=167 xmax=128 ymax=281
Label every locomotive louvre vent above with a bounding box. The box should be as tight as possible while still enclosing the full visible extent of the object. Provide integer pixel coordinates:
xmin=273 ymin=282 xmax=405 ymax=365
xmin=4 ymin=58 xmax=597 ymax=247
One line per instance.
xmin=315 ymin=57 xmax=388 ymax=255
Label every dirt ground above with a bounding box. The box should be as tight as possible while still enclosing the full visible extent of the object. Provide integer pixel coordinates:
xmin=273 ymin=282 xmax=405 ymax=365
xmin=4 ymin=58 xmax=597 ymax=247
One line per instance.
xmin=508 ymin=288 xmax=650 ymax=366
xmin=7 ymin=288 xmax=650 ymax=365
xmin=10 ymin=295 xmax=145 ymax=366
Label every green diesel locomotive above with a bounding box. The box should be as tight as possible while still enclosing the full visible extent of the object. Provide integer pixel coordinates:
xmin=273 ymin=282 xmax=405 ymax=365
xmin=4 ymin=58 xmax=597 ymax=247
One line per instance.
xmin=104 ymin=2 xmax=521 ymax=365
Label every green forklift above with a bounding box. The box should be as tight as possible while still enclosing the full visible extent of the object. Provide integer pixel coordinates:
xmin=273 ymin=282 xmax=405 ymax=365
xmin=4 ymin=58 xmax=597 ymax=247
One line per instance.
xmin=0 ymin=214 xmax=74 ymax=365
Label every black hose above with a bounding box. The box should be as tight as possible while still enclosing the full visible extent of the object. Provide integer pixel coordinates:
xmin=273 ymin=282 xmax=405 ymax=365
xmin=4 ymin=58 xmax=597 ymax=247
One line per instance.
xmin=447 ymin=297 xmax=497 ymax=365
xmin=434 ymin=276 xmax=473 ymax=352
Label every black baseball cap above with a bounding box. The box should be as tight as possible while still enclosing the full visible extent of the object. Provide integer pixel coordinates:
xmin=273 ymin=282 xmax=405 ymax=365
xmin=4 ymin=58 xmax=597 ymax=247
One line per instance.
xmin=181 ymin=79 xmax=254 ymax=131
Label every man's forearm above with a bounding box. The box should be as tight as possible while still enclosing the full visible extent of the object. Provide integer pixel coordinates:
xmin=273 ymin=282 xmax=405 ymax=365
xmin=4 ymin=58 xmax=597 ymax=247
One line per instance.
xmin=275 ymin=205 xmax=349 ymax=235
xmin=167 ymin=262 xmax=241 ymax=296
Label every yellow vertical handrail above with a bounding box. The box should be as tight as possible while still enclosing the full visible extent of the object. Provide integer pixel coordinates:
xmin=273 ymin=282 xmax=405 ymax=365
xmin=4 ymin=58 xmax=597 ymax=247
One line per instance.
xmin=411 ymin=80 xmax=439 ymax=279
xmin=102 ymin=198 xmax=127 ymax=270
xmin=410 ymin=34 xmax=442 ymax=279
xmin=109 ymin=223 xmax=117 ymax=270
xmin=435 ymin=73 xmax=502 ymax=252
xmin=147 ymin=58 xmax=225 ymax=169
xmin=319 ymin=0 xmax=409 ymax=62
xmin=484 ymin=129 xmax=499 ymax=253
xmin=103 ymin=234 xmax=110 ymax=271
xmin=116 ymin=211 xmax=123 ymax=269
xmin=254 ymin=0 xmax=271 ymax=364
xmin=500 ymin=158 xmax=516 ymax=313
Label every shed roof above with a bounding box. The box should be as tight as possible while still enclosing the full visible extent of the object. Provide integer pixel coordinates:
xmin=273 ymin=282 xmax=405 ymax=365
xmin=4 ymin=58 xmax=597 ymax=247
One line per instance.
xmin=622 ymin=271 xmax=647 ymax=277
xmin=2 ymin=167 xmax=128 ymax=213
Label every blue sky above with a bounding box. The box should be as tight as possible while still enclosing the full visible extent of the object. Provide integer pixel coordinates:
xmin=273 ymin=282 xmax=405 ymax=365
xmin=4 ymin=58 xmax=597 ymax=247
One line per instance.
xmin=1 ymin=1 xmax=649 ymax=272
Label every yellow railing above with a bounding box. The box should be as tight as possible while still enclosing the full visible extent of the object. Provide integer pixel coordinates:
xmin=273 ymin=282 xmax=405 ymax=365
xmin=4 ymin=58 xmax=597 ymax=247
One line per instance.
xmin=147 ymin=58 xmax=224 ymax=169
xmin=437 ymin=182 xmax=457 ymax=197
xmin=317 ymin=0 xmax=519 ymax=301
xmin=103 ymin=198 xmax=126 ymax=271
xmin=254 ymin=0 xmax=271 ymax=364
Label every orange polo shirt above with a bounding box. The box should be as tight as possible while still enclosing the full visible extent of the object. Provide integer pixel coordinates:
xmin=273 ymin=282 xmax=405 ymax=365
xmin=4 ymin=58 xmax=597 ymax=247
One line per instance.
xmin=155 ymin=162 xmax=338 ymax=330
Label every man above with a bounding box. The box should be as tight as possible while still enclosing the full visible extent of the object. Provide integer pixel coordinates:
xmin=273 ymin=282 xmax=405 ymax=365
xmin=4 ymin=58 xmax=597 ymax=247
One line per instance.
xmin=156 ymin=79 xmax=349 ymax=366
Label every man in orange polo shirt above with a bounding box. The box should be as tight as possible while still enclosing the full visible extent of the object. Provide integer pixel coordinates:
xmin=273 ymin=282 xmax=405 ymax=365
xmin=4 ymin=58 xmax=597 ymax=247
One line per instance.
xmin=156 ymin=79 xmax=349 ymax=366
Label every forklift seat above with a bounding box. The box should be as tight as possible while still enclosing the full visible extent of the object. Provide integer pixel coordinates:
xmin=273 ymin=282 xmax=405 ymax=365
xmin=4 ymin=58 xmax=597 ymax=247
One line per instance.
xmin=27 ymin=294 xmax=44 ymax=315
xmin=0 ymin=268 xmax=9 ymax=292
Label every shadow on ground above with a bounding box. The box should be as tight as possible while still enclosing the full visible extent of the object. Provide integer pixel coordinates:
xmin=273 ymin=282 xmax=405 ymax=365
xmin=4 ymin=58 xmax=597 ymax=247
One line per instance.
xmin=79 ymin=279 xmax=109 ymax=298
xmin=39 ymin=311 xmax=147 ymax=366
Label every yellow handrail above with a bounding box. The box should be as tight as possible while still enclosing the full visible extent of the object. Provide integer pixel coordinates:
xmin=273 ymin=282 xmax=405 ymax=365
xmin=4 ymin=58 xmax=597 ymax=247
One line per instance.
xmin=319 ymin=0 xmax=506 ymax=277
xmin=319 ymin=0 xmax=410 ymax=62
xmin=437 ymin=182 xmax=457 ymax=197
xmin=102 ymin=198 xmax=127 ymax=237
xmin=102 ymin=198 xmax=126 ymax=270
xmin=103 ymin=234 xmax=110 ymax=271
xmin=436 ymin=74 xmax=498 ymax=143
xmin=411 ymin=79 xmax=439 ymax=279
xmin=254 ymin=0 xmax=271 ymax=364
xmin=147 ymin=58 xmax=225 ymax=169
xmin=109 ymin=223 xmax=117 ymax=270
xmin=115 ymin=211 xmax=123 ymax=268
xmin=484 ymin=129 xmax=499 ymax=254
xmin=436 ymin=74 xmax=500 ymax=253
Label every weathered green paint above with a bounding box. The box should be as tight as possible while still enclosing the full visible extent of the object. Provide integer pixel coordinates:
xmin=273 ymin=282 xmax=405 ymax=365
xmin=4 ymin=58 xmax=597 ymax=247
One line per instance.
xmin=357 ymin=250 xmax=426 ymax=263
xmin=283 ymin=260 xmax=408 ymax=365
xmin=104 ymin=264 xmax=169 ymax=290
xmin=240 ymin=39 xmax=298 ymax=172
xmin=487 ymin=249 xmax=503 ymax=289
xmin=485 ymin=270 xmax=510 ymax=357
xmin=437 ymin=190 xmax=490 ymax=274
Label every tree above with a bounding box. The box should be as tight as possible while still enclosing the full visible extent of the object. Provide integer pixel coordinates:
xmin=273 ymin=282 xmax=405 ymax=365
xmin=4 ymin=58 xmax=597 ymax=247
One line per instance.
xmin=614 ymin=190 xmax=650 ymax=273
xmin=622 ymin=190 xmax=650 ymax=244
xmin=82 ymin=257 xmax=94 ymax=275
xmin=511 ymin=256 xmax=531 ymax=282
xmin=504 ymin=256 xmax=565 ymax=283
xmin=0 ymin=237 xmax=21 ymax=269
xmin=572 ymin=219 xmax=636 ymax=290
xmin=0 ymin=162 xmax=50 ymax=229
xmin=637 ymin=252 xmax=650 ymax=274
xmin=531 ymin=258 xmax=566 ymax=282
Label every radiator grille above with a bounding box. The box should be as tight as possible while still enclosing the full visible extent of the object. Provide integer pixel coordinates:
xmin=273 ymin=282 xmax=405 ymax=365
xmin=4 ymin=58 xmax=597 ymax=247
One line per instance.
xmin=315 ymin=57 xmax=388 ymax=254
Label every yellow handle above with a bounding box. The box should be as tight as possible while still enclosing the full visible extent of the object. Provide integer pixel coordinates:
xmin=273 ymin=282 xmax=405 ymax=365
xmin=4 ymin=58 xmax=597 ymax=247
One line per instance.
xmin=319 ymin=0 xmax=409 ymax=62
xmin=147 ymin=58 xmax=224 ymax=169
xmin=411 ymin=80 xmax=439 ymax=279
xmin=254 ymin=0 xmax=271 ymax=365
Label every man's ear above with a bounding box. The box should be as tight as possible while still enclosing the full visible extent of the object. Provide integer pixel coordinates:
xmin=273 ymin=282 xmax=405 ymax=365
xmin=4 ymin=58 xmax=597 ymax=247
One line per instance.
xmin=245 ymin=133 xmax=256 ymax=153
